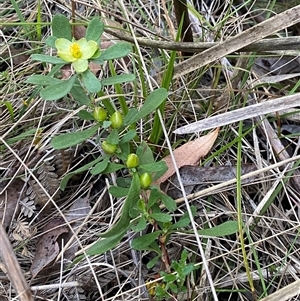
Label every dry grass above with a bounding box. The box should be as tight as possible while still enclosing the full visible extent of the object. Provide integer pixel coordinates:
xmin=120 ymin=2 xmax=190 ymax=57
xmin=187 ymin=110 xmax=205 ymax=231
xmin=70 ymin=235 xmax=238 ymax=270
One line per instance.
xmin=1 ymin=0 xmax=300 ymax=300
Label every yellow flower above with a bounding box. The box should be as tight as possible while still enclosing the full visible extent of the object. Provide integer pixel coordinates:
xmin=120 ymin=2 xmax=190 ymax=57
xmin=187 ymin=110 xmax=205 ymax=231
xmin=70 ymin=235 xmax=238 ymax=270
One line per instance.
xmin=55 ymin=38 xmax=98 ymax=73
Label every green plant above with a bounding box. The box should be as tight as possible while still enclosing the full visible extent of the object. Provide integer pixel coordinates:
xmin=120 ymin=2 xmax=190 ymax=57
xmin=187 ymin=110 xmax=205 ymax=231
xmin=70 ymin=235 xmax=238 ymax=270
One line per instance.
xmin=25 ymin=13 xmax=240 ymax=299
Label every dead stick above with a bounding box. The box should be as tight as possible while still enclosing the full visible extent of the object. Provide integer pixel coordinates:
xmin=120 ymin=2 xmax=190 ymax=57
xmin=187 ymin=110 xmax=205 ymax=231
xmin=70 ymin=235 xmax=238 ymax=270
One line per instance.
xmin=0 ymin=223 xmax=33 ymax=301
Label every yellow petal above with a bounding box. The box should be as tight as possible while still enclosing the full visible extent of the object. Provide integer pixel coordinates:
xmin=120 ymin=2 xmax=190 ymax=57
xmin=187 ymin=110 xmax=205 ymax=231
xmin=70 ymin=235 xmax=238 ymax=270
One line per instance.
xmin=72 ymin=59 xmax=88 ymax=73
xmin=55 ymin=38 xmax=76 ymax=62
xmin=78 ymin=39 xmax=98 ymax=59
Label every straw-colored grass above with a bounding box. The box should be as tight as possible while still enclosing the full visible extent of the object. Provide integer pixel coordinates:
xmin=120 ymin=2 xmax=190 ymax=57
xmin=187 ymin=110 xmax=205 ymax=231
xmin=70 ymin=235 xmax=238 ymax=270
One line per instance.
xmin=1 ymin=0 xmax=300 ymax=300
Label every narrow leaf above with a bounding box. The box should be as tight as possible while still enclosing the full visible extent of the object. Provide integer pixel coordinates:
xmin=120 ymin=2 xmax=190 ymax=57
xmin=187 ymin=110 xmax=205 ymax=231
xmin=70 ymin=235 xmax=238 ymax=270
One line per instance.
xmin=170 ymin=206 xmax=196 ymax=230
xmin=101 ymin=74 xmax=135 ymax=86
xmin=139 ymin=161 xmax=167 ymax=173
xmin=120 ymin=129 xmax=137 ymax=144
xmin=124 ymin=88 xmax=168 ymax=125
xmin=52 ymin=14 xmax=72 ymax=40
xmin=81 ymin=69 xmax=101 ymax=93
xmin=136 ymin=141 xmax=155 ymax=165
xmin=51 ymin=126 xmax=99 ymax=149
xmin=25 ymin=74 xmax=61 ymax=86
xmin=86 ymin=18 xmax=104 ymax=41
xmin=102 ymin=163 xmax=125 ymax=174
xmin=109 ymin=186 xmax=130 ymax=197
xmin=101 ymin=172 xmax=140 ymax=238
xmin=132 ymin=231 xmax=161 ymax=250
xmin=87 ymin=231 xmax=127 ymax=256
xmin=77 ymin=110 xmax=95 ymax=120
xmin=161 ymin=194 xmax=177 ymax=212
xmin=40 ymin=75 xmax=76 ymax=101
xmin=31 ymin=54 xmax=65 ymax=64
xmin=198 ymin=221 xmax=238 ymax=237
xmin=106 ymin=129 xmax=119 ymax=144
xmin=150 ymin=213 xmax=172 ymax=223
xmin=96 ymin=42 xmax=131 ymax=62
xmin=90 ymin=157 xmax=109 ymax=175
xmin=71 ymin=83 xmax=91 ymax=105
xmin=131 ymin=217 xmax=147 ymax=232
xmin=60 ymin=156 xmax=103 ymax=191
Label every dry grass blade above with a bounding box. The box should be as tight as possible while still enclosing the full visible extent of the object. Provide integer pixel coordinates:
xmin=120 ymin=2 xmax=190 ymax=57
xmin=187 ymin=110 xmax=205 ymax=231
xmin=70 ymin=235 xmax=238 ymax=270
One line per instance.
xmin=174 ymin=93 xmax=300 ymax=134
xmin=171 ymin=4 xmax=300 ymax=79
xmin=259 ymin=279 xmax=300 ymax=301
xmin=0 ymin=223 xmax=33 ymax=301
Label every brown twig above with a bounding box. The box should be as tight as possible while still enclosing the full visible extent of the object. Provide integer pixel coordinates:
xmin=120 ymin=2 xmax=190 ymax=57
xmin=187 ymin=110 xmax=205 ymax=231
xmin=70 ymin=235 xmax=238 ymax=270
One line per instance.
xmin=0 ymin=223 xmax=33 ymax=301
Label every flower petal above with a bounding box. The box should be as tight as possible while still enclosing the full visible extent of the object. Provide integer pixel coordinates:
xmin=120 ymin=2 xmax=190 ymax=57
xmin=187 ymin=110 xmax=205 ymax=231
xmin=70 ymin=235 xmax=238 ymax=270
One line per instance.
xmin=78 ymin=39 xmax=98 ymax=59
xmin=55 ymin=38 xmax=76 ymax=62
xmin=72 ymin=59 xmax=88 ymax=73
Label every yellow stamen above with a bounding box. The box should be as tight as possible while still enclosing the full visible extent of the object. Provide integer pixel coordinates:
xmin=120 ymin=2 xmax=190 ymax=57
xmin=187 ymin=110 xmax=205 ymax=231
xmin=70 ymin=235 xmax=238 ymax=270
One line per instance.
xmin=70 ymin=43 xmax=82 ymax=59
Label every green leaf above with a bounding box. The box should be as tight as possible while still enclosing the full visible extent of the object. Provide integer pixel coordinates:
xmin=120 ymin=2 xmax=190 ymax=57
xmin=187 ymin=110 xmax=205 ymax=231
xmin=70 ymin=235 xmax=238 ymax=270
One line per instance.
xmin=40 ymin=75 xmax=76 ymax=101
xmin=106 ymin=129 xmax=119 ymax=144
xmin=161 ymin=194 xmax=177 ymax=212
xmin=71 ymin=83 xmax=91 ymax=105
xmin=148 ymin=188 xmax=161 ymax=209
xmin=101 ymin=172 xmax=140 ymax=238
xmin=120 ymin=129 xmax=137 ymax=144
xmin=95 ymin=42 xmax=131 ymax=62
xmin=131 ymin=217 xmax=147 ymax=232
xmin=117 ymin=142 xmax=130 ymax=161
xmin=101 ymin=74 xmax=135 ymax=86
xmin=123 ymin=108 xmax=138 ymax=125
xmin=147 ymin=254 xmax=160 ymax=269
xmin=139 ymin=161 xmax=167 ymax=173
xmin=102 ymin=162 xmax=125 ymax=174
xmin=0 ymin=101 xmax=14 ymax=121
xmin=77 ymin=110 xmax=95 ymax=120
xmin=45 ymin=36 xmax=57 ymax=48
xmin=150 ymin=213 xmax=172 ymax=223
xmin=31 ymin=54 xmax=66 ymax=64
xmin=108 ymin=186 xmax=130 ymax=197
xmin=25 ymin=74 xmax=61 ymax=86
xmin=136 ymin=141 xmax=154 ymax=165
xmin=51 ymin=125 xmax=99 ymax=149
xmin=86 ymin=18 xmax=104 ymax=41
xmin=81 ymin=69 xmax=102 ymax=93
xmin=52 ymin=14 xmax=72 ymax=40
xmin=87 ymin=230 xmax=128 ymax=256
xmin=124 ymin=88 xmax=168 ymax=125
xmin=60 ymin=156 xmax=103 ymax=191
xmin=90 ymin=156 xmax=109 ymax=175
xmin=132 ymin=231 xmax=162 ymax=250
xmin=3 ymin=128 xmax=38 ymax=147
xmin=198 ymin=221 xmax=238 ymax=237
xmin=170 ymin=206 xmax=196 ymax=230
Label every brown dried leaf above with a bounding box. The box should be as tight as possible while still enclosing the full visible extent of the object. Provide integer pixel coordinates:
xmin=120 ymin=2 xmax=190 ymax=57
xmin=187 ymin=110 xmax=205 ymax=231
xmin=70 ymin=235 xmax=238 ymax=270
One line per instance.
xmin=0 ymin=179 xmax=23 ymax=229
xmin=156 ymin=128 xmax=219 ymax=185
xmin=30 ymin=218 xmax=68 ymax=277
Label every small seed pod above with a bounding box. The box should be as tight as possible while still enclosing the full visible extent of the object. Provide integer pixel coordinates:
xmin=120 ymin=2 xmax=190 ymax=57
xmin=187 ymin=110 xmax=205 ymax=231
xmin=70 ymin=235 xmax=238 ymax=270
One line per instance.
xmin=126 ymin=153 xmax=139 ymax=169
xmin=93 ymin=107 xmax=107 ymax=122
xmin=110 ymin=111 xmax=123 ymax=129
xmin=101 ymin=141 xmax=117 ymax=154
xmin=139 ymin=172 xmax=152 ymax=189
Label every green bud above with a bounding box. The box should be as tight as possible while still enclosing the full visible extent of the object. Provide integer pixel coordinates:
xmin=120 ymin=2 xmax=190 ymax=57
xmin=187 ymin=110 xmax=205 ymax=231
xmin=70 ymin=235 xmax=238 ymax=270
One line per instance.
xmin=126 ymin=153 xmax=139 ymax=169
xmin=139 ymin=173 xmax=152 ymax=189
xmin=93 ymin=107 xmax=107 ymax=122
xmin=110 ymin=111 xmax=123 ymax=129
xmin=101 ymin=141 xmax=117 ymax=154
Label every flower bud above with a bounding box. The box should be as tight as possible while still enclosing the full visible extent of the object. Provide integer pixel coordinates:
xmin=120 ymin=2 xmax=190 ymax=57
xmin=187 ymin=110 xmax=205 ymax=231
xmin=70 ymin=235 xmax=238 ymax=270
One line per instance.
xmin=139 ymin=173 xmax=152 ymax=189
xmin=101 ymin=141 xmax=117 ymax=154
xmin=110 ymin=111 xmax=123 ymax=129
xmin=126 ymin=154 xmax=139 ymax=169
xmin=93 ymin=107 xmax=107 ymax=122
